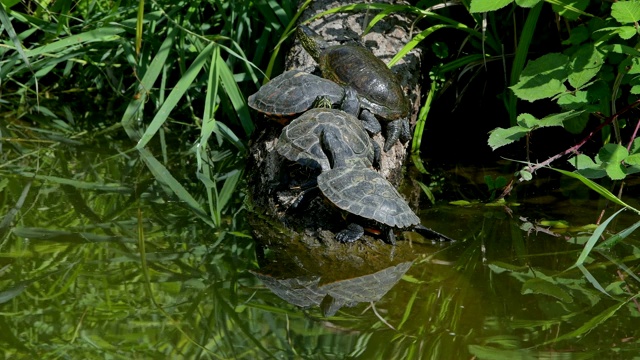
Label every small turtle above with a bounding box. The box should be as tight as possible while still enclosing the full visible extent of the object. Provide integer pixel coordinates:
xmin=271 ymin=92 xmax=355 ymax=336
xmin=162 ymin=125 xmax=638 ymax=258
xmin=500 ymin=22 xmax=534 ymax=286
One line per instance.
xmin=248 ymin=70 xmax=358 ymax=124
xmin=317 ymin=127 xmax=453 ymax=244
xmin=297 ymin=25 xmax=411 ymax=151
xmin=276 ymin=108 xmax=379 ymax=171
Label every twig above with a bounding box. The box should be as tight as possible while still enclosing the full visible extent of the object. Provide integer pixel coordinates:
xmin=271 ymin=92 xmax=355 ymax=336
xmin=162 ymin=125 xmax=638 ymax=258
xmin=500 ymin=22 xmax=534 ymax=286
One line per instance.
xmin=498 ymin=99 xmax=640 ymax=200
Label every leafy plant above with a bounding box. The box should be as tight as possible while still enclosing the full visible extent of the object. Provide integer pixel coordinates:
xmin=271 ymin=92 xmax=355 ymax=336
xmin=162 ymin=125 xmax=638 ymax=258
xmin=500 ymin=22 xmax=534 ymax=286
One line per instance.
xmin=485 ymin=1 xmax=640 ymax=183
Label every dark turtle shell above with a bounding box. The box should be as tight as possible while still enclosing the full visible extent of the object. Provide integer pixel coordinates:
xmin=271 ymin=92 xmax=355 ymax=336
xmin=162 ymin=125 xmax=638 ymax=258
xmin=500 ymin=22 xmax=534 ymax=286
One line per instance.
xmin=297 ymin=26 xmax=409 ymax=121
xmin=320 ymin=45 xmax=409 ymax=120
xmin=248 ymin=70 xmax=345 ymax=121
xmin=317 ymin=167 xmax=420 ymax=229
xmin=276 ymin=108 xmax=374 ymax=171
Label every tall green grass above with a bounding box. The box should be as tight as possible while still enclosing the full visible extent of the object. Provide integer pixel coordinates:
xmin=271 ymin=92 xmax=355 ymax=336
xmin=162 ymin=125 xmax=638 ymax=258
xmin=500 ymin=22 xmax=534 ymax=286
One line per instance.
xmin=1 ymin=0 xmax=298 ymax=228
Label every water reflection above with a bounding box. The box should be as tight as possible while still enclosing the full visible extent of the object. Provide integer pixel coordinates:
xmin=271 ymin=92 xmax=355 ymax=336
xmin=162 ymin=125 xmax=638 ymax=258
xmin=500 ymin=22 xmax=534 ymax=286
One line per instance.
xmin=1 ymin=126 xmax=640 ymax=358
xmin=252 ymin=261 xmax=413 ymax=317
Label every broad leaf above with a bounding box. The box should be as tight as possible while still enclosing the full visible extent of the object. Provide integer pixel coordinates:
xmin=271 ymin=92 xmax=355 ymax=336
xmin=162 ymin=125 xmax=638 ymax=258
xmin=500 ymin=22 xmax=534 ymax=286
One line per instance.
xmin=611 ymin=1 xmax=640 ymax=24
xmin=551 ymin=0 xmax=590 ymax=20
xmin=522 ymin=278 xmax=573 ymax=303
xmin=568 ymin=44 xmax=604 ymax=89
xmin=597 ymin=144 xmax=628 ymax=180
xmin=470 ymin=0 xmax=512 ymax=13
xmin=487 ymin=126 xmax=529 ymax=150
xmin=538 ymin=110 xmax=584 ymax=128
xmin=510 ymin=53 xmax=569 ymax=101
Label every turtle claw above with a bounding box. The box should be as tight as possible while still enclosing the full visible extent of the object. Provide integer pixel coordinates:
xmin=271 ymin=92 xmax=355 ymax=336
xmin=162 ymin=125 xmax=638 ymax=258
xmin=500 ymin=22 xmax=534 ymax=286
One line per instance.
xmin=384 ymin=119 xmax=402 ymax=151
xmin=399 ymin=118 xmax=411 ymax=143
xmin=336 ymin=223 xmax=365 ymax=243
xmin=360 ymin=109 xmax=382 ymax=135
xmin=384 ymin=118 xmax=411 ymax=151
xmin=371 ymin=141 xmax=381 ymax=170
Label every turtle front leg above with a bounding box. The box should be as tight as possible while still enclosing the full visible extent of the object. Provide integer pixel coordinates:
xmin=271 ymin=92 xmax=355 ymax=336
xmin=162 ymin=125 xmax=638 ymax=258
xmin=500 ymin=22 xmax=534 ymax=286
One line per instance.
xmin=359 ymin=109 xmax=382 ymax=135
xmin=336 ymin=223 xmax=365 ymax=243
xmin=384 ymin=118 xmax=411 ymax=151
xmin=340 ymin=87 xmax=361 ymax=117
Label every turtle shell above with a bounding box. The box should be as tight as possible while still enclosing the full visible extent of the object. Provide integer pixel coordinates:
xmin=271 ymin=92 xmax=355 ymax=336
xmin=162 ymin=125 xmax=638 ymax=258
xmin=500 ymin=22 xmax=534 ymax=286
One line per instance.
xmin=317 ymin=167 xmax=420 ymax=229
xmin=319 ymin=44 xmax=410 ymax=121
xmin=248 ymin=70 xmax=345 ymax=121
xmin=276 ymin=108 xmax=374 ymax=171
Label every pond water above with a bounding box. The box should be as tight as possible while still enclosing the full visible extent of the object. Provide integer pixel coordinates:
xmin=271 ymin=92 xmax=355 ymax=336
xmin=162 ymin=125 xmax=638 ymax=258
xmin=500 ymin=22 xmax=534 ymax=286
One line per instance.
xmin=2 ymin=125 xmax=640 ymax=359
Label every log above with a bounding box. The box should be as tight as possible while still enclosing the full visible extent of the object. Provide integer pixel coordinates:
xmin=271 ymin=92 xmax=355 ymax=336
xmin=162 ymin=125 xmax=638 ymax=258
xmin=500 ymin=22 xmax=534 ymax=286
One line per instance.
xmin=247 ymin=0 xmax=425 ymax=257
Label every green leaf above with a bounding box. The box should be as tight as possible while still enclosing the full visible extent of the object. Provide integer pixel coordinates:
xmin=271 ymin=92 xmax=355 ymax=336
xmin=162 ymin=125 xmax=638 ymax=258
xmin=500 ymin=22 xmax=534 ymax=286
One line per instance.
xmin=574 ymin=208 xmax=625 ymax=266
xmin=137 ymin=148 xmax=215 ymax=228
xmin=611 ymin=1 xmax=640 ymax=24
xmin=577 ymin=264 xmax=610 ymax=296
xmin=568 ymin=44 xmax=604 ymax=89
xmin=510 ymin=53 xmax=569 ymax=101
xmin=136 ymin=44 xmax=214 ymax=149
xmin=541 ymin=295 xmax=636 ymax=346
xmin=557 ymin=91 xmax=589 ymax=108
xmin=487 ymin=126 xmax=529 ymax=150
xmin=522 ymin=278 xmax=573 ymax=303
xmin=597 ymin=219 xmax=640 ymax=250
xmin=551 ymin=0 xmax=590 ymax=20
xmin=520 ymin=169 xmax=533 ymax=180
xmin=617 ymin=26 xmax=637 ymax=40
xmin=568 ymin=154 xmax=598 ymax=170
xmin=565 ymin=25 xmax=589 ymax=45
xmin=516 ymin=113 xmax=538 ymax=128
xmin=121 ymin=27 xmax=178 ymax=141
xmin=597 ymin=143 xmax=628 ymax=180
xmin=470 ymin=0 xmax=513 ymax=13
xmin=630 ymin=137 xmax=640 ymax=154
xmin=516 ymin=0 xmax=542 ymax=7
xmin=537 ymin=110 xmax=584 ymax=128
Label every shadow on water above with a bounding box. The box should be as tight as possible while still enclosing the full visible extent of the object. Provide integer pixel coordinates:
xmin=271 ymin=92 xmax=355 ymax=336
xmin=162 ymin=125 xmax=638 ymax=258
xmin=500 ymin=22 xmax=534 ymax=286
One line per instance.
xmin=2 ymin=126 xmax=640 ymax=358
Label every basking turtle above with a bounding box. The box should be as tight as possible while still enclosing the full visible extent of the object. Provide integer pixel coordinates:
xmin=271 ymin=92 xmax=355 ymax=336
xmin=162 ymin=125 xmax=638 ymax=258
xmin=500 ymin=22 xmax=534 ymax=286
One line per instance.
xmin=297 ymin=25 xmax=411 ymax=151
xmin=248 ymin=70 xmax=358 ymax=124
xmin=317 ymin=127 xmax=452 ymax=244
xmin=276 ymin=108 xmax=379 ymax=171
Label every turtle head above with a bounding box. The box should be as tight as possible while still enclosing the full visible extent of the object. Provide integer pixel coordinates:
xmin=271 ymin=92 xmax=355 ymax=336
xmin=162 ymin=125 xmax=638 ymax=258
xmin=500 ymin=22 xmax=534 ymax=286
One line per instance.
xmin=297 ymin=25 xmax=328 ymax=62
xmin=320 ymin=127 xmax=348 ymax=169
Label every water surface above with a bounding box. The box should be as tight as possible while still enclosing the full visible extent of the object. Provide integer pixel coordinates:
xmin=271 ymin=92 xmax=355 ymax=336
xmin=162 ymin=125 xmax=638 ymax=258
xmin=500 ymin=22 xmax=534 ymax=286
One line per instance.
xmin=2 ymin=127 xmax=639 ymax=359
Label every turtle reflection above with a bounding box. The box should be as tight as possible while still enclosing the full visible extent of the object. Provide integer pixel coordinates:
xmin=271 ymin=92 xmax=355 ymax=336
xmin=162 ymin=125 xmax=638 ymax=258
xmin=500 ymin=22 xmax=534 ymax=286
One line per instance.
xmin=252 ymin=261 xmax=412 ymax=317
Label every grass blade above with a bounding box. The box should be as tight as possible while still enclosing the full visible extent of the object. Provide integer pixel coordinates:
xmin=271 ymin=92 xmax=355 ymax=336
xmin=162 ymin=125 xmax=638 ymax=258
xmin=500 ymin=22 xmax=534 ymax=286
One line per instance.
xmin=574 ymin=207 xmax=625 ymax=267
xmin=541 ymin=294 xmax=637 ymax=345
xmin=137 ymin=148 xmax=214 ymax=228
xmin=550 ymin=167 xmax=640 ymax=213
xmin=121 ymin=26 xmax=179 ymax=140
xmin=215 ymin=50 xmax=254 ymax=136
xmin=136 ymin=43 xmax=214 ymax=149
xmin=0 ymin=3 xmax=30 ymax=68
xmin=507 ymin=2 xmax=543 ymax=125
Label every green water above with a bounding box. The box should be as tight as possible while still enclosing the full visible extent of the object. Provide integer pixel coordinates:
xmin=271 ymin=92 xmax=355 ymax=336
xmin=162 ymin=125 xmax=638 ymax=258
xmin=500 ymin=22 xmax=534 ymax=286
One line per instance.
xmin=2 ymin=130 xmax=640 ymax=359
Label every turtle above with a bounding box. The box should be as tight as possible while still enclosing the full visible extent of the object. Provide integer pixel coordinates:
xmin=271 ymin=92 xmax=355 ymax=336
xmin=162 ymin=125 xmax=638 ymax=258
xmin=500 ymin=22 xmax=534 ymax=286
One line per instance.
xmin=248 ymin=69 xmax=360 ymax=124
xmin=317 ymin=127 xmax=453 ymax=245
xmin=297 ymin=25 xmax=412 ymax=151
xmin=276 ymin=108 xmax=379 ymax=171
